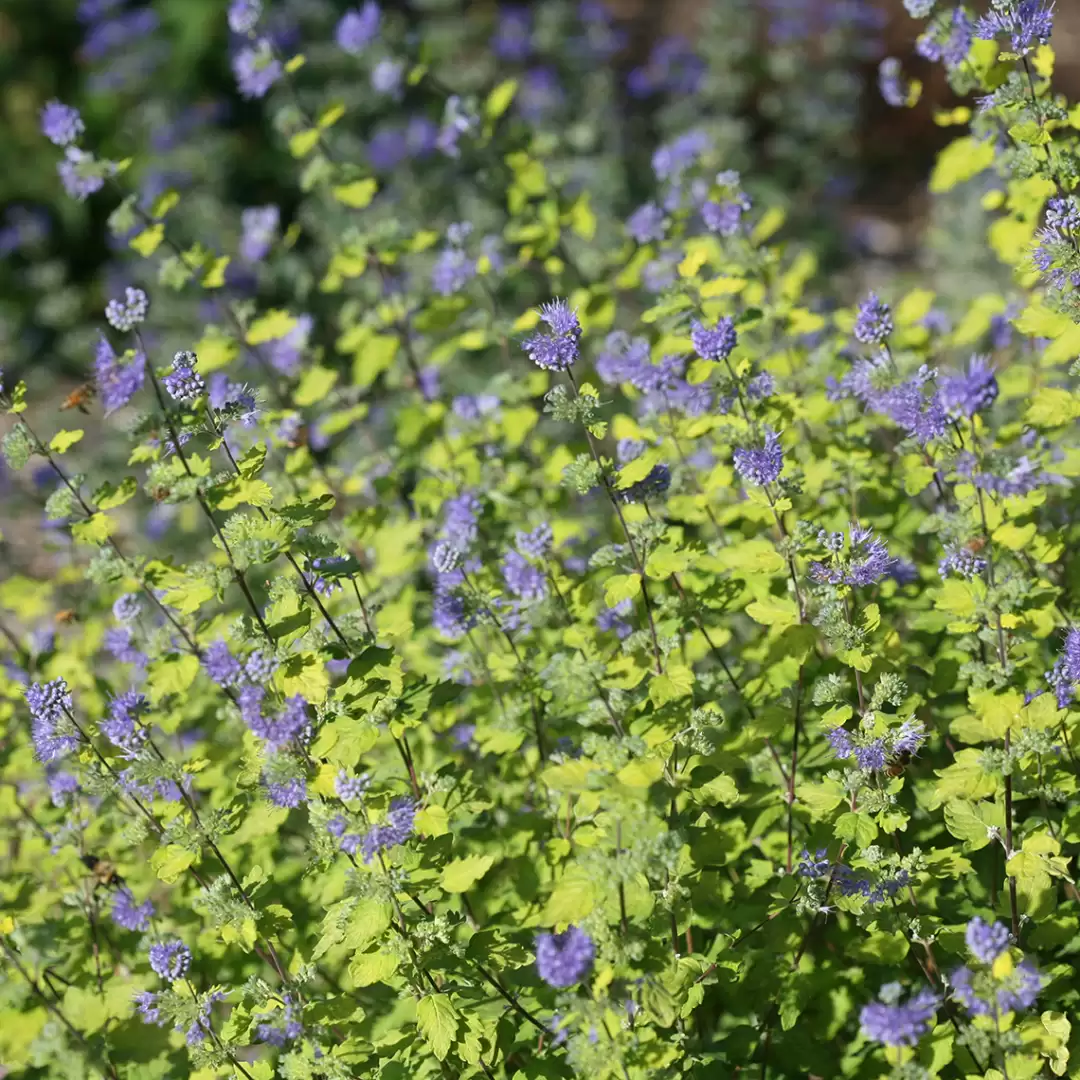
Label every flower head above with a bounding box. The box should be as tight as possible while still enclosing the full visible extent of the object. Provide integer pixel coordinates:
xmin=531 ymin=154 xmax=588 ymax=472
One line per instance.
xmin=111 ymin=889 xmax=154 ymax=932
xmin=41 ymin=101 xmax=84 ymax=147
xmin=939 ymin=355 xmax=998 ymax=418
xmin=227 ymin=0 xmax=261 ymax=34
xmin=100 ymin=690 xmax=149 ymax=752
xmin=360 ymin=797 xmax=416 ymax=863
xmin=105 ymin=286 xmax=149 ymax=333
xmin=503 ymin=550 xmax=547 ymax=602
xmin=203 ymin=641 xmax=242 ymax=687
xmin=163 ymin=350 xmax=205 ymax=403
xmin=535 ymin=926 xmax=595 ymax=988
xmin=266 ymin=778 xmax=307 ymax=808
xmin=859 ymin=984 xmax=939 ymax=1048
xmin=626 ymin=202 xmax=666 ymax=244
xmin=57 ymin=147 xmax=107 ymax=200
xmin=975 ymin=1 xmax=1054 ymax=55
xmin=112 ymin=593 xmax=141 ymax=622
xmin=233 ymin=39 xmax=281 ymax=99
xmin=854 ymin=292 xmax=893 ymax=346
xmin=94 ymin=336 xmax=145 ymax=413
xmin=965 ymin=916 xmax=1010 ymax=964
xmin=149 ymin=938 xmax=192 ymax=981
xmin=690 ymin=317 xmax=737 ymax=362
xmin=733 ymin=428 xmax=783 ymax=487
xmin=522 ymin=299 xmax=581 ymax=372
xmin=336 ymin=3 xmax=380 ymax=54
xmin=26 ymin=678 xmax=78 ymax=763
xmin=240 ymin=205 xmax=278 ymax=262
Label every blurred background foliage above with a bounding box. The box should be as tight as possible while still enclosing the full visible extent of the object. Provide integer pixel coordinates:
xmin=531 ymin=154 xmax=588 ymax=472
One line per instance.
xmin=1 ymin=0 xmax=1078 ymax=387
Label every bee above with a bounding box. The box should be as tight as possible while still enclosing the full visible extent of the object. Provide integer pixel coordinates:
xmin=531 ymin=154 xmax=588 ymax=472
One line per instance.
xmin=55 ymin=609 xmax=78 ymax=625
xmin=81 ymin=854 xmax=124 ymax=889
xmin=60 ymin=382 xmax=97 ymax=414
xmin=885 ymin=750 xmax=912 ymax=778
xmin=286 ymin=424 xmax=309 ymax=450
xmin=965 ymin=536 xmax=988 ymax=554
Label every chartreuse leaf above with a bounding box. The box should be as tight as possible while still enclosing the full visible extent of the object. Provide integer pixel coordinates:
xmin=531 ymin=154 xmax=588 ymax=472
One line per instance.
xmin=49 ymin=429 xmax=83 ymax=453
xmin=440 ymin=854 xmax=495 ymax=893
xmin=416 ymin=994 xmax=458 ymax=1061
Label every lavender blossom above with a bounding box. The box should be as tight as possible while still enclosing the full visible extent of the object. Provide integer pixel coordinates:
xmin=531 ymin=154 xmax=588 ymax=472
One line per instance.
xmin=733 ymin=429 xmax=783 ymax=487
xmin=111 ymin=889 xmax=154 ymax=932
xmin=939 ymin=355 xmax=998 ymax=418
xmin=100 ymin=690 xmax=149 ymax=752
xmin=535 ymin=926 xmax=595 ymax=988
xmin=503 ymin=550 xmax=547 ymax=602
xmin=853 ymin=292 xmax=893 ymax=346
xmin=162 ymin=350 xmax=205 ymax=403
xmin=104 ymin=286 xmax=149 ymax=332
xmin=966 ymin=917 xmax=1010 ymax=964
xmin=975 ymin=1 xmax=1054 ymax=55
xmin=149 ymin=938 xmax=191 ymax=981
xmin=266 ymin=778 xmax=307 ymax=808
xmin=232 ymin=39 xmax=281 ymax=99
xmin=522 ymin=299 xmax=581 ymax=372
xmin=26 ymin=678 xmax=78 ymax=763
xmin=360 ymin=797 xmax=416 ymax=862
xmin=626 ymin=202 xmax=666 ymax=243
xmin=336 ymin=3 xmax=380 ymax=54
xmin=240 ymin=205 xmax=279 ymax=262
xmin=203 ymin=641 xmax=242 ymax=687
xmin=94 ymin=336 xmax=145 ymax=413
xmin=859 ymin=984 xmax=939 ymax=1047
xmin=690 ymin=317 xmax=737 ymax=362
xmin=41 ymin=101 xmax=84 ymax=147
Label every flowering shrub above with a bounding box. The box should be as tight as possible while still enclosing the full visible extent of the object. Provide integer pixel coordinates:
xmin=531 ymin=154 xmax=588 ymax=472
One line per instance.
xmin=1 ymin=1 xmax=1079 ymax=1078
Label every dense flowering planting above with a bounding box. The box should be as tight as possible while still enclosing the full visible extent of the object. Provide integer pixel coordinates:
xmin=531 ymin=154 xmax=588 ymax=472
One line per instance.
xmin=2 ymin=2 xmax=1080 ymax=1079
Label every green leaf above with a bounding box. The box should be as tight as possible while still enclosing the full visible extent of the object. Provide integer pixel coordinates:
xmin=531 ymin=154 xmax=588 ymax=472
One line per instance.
xmin=71 ymin=513 xmax=116 ymax=546
xmin=544 ymin=870 xmax=596 ymax=926
xmin=415 ymin=804 xmax=450 ymax=837
xmin=289 ymin=129 xmax=320 ymax=157
xmin=944 ymin=799 xmax=1002 ymax=851
xmin=349 ymin=949 xmax=399 ymax=987
xmin=834 ymin=811 xmax=877 ymax=847
xmin=48 ymin=429 xmax=83 ymax=454
xmin=148 ymin=653 xmax=201 ymax=704
xmin=247 ymin=310 xmax=299 ymax=345
xmin=129 ymin=224 xmax=164 ymax=256
xmin=332 ymin=179 xmax=378 ymax=208
xmin=616 ymin=756 xmax=665 ymax=789
xmin=604 ymin=573 xmax=641 ymax=606
xmin=798 ymin=779 xmax=847 ymax=818
xmin=342 ymin=899 xmax=392 ymax=950
xmin=441 ymin=854 xmax=496 ymax=893
xmin=649 ymin=665 xmax=694 ymax=707
xmin=214 ymin=478 xmax=275 ymax=511
xmin=152 ymin=844 xmax=196 ymax=884
xmin=645 ymin=544 xmax=693 ymax=579
xmin=615 ymin=448 xmax=662 ymax=489
xmin=485 ymin=79 xmax=518 ymax=120
xmin=992 ymin=522 xmax=1037 ymax=550
xmin=745 ymin=596 xmax=798 ymax=631
xmin=929 ymin=135 xmax=995 ymax=193
xmin=1025 ymin=388 xmax=1080 ymax=428
xmin=93 ymin=477 xmax=137 ymax=510
xmin=696 ymin=772 xmax=739 ymax=806
xmin=294 ymin=365 xmax=339 ymax=407
xmin=278 ymin=651 xmax=329 ymax=705
xmin=351 ymin=333 xmax=399 ymax=389
xmin=416 ymin=994 xmax=458 ymax=1062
